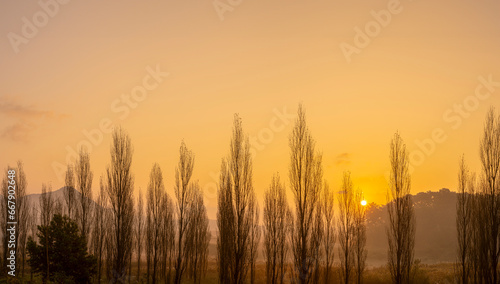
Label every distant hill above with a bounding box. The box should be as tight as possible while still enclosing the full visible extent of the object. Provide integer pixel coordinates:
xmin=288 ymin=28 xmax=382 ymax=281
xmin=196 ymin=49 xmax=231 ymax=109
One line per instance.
xmin=206 ymin=188 xmax=460 ymax=266
xmin=18 ymin=187 xmax=99 ymax=224
xmin=366 ymin=188 xmax=457 ymax=266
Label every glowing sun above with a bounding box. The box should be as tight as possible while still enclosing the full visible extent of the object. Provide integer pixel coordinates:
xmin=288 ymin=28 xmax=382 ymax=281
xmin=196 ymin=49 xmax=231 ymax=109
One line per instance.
xmin=361 ymin=200 xmax=367 ymax=206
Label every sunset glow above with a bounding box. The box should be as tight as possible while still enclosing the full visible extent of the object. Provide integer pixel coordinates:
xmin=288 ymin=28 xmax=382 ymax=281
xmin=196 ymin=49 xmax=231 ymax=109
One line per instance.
xmin=2 ymin=1 xmax=500 ymax=282
xmin=1 ymin=1 xmax=499 ymax=218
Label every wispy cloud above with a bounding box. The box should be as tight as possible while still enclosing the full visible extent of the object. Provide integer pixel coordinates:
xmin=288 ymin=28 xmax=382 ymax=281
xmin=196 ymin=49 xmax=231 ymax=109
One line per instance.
xmin=0 ymin=121 xmax=37 ymax=142
xmin=335 ymin=152 xmax=351 ymax=166
xmin=0 ymin=98 xmax=69 ymax=142
xmin=0 ymin=101 xmax=69 ymax=120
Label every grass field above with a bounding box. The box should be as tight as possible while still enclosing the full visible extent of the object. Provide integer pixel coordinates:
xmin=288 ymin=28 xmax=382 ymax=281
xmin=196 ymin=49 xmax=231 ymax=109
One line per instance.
xmin=198 ymin=261 xmax=455 ymax=284
xmin=1 ymin=261 xmax=455 ymax=283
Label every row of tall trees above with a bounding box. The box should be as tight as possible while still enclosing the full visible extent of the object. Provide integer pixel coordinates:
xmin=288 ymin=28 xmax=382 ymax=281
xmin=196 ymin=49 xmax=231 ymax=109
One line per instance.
xmin=456 ymin=107 xmax=500 ymax=284
xmin=1 ymin=127 xmax=211 ymax=283
xmin=1 ymin=104 xmax=422 ymax=283
xmin=218 ymin=105 xmax=372 ymax=284
xmin=99 ymin=129 xmax=211 ymax=283
xmin=216 ymin=104 xmax=417 ymax=284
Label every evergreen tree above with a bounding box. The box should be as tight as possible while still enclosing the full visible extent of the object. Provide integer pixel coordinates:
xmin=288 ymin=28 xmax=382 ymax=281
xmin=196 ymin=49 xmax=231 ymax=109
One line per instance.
xmin=27 ymin=214 xmax=97 ymax=284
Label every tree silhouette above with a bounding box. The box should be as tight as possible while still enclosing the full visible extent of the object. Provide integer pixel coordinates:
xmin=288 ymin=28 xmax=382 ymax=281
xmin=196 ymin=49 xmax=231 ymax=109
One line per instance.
xmin=455 ymin=155 xmax=474 ymax=284
xmin=75 ymin=147 xmax=93 ymax=247
xmin=146 ymin=163 xmax=166 ymax=284
xmin=217 ymin=114 xmax=258 ymax=284
xmin=159 ymin=189 xmax=175 ymax=283
xmin=322 ymin=181 xmax=335 ymax=284
xmin=64 ymin=164 xmax=75 ymax=219
xmin=135 ymin=188 xmax=144 ymax=282
xmin=105 ymin=127 xmax=135 ymax=283
xmin=264 ymin=174 xmax=291 ymax=284
xmin=91 ymin=177 xmax=108 ymax=284
xmin=40 ymin=183 xmax=54 ymax=282
xmin=289 ymin=104 xmax=323 ymax=284
xmin=186 ymin=184 xmax=211 ymax=284
xmin=27 ymin=214 xmax=96 ymax=283
xmin=387 ymin=132 xmax=415 ymax=284
xmin=478 ymin=107 xmax=500 ymax=284
xmin=249 ymin=197 xmax=261 ymax=284
xmin=174 ymin=141 xmax=195 ymax=284
xmin=338 ymin=171 xmax=355 ymax=284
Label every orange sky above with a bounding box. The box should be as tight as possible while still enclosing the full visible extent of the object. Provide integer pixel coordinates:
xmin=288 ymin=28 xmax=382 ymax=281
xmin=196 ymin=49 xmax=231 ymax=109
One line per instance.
xmin=1 ymin=0 xmax=500 ymax=218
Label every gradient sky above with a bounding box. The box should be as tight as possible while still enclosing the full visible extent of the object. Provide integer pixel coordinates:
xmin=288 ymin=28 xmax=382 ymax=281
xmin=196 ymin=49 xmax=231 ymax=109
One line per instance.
xmin=1 ymin=0 xmax=500 ymax=218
